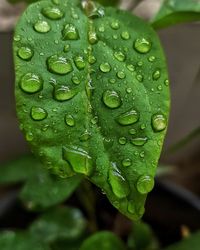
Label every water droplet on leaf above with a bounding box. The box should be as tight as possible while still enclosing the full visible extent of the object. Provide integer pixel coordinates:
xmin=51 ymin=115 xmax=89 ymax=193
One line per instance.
xmin=62 ymin=23 xmax=79 ymax=40
xmin=34 ymin=20 xmax=51 ymax=33
xmin=116 ymin=109 xmax=139 ymax=126
xmin=31 ymin=106 xmax=48 ymax=121
xmin=54 ymin=85 xmax=77 ymax=101
xmin=153 ymin=69 xmax=161 ymax=80
xmin=17 ymin=46 xmax=33 ymax=60
xmin=20 ymin=73 xmax=43 ymax=94
xmin=134 ymin=38 xmax=151 ymax=54
xmin=114 ymin=51 xmax=126 ymax=62
xmin=74 ymin=55 xmax=86 ymax=70
xmin=65 ymin=114 xmax=75 ymax=127
xmin=47 ymin=55 xmax=73 ymax=75
xmin=42 ymin=6 xmax=64 ymax=20
xmin=122 ymin=158 xmax=132 ymax=167
xmin=100 ymin=62 xmax=111 ymax=73
xmin=131 ymin=137 xmax=148 ymax=146
xmin=103 ymin=90 xmax=121 ymax=109
xmin=136 ymin=175 xmax=154 ymax=194
xmin=152 ymin=113 xmax=167 ymax=132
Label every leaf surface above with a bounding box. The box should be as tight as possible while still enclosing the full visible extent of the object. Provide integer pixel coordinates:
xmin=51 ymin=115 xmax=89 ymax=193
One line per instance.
xmin=80 ymin=231 xmax=126 ymax=250
xmin=14 ymin=0 xmax=170 ymax=220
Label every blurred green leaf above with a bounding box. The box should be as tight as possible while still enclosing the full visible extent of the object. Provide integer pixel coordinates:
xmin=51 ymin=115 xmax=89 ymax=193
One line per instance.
xmin=51 ymin=240 xmax=83 ymax=250
xmin=80 ymin=231 xmax=126 ymax=250
xmin=0 ymin=231 xmax=50 ymax=250
xmin=163 ymin=231 xmax=200 ymax=250
xmin=95 ymin=0 xmax=120 ymax=7
xmin=20 ymin=168 xmax=82 ymax=210
xmin=151 ymin=0 xmax=200 ymax=29
xmin=127 ymin=221 xmax=159 ymax=250
xmin=29 ymin=206 xmax=87 ymax=243
xmin=0 ymin=155 xmax=41 ymax=184
xmin=8 ymin=0 xmax=39 ymax=4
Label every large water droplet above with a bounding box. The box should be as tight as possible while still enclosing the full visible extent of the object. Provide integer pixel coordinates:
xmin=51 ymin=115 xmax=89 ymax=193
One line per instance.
xmin=152 ymin=69 xmax=161 ymax=80
xmin=62 ymin=23 xmax=79 ymax=40
xmin=74 ymin=56 xmax=86 ymax=70
xmin=103 ymin=90 xmax=121 ymax=109
xmin=20 ymin=73 xmax=43 ymax=94
xmin=47 ymin=55 xmax=73 ymax=75
xmin=34 ymin=20 xmax=51 ymax=33
xmin=31 ymin=106 xmax=48 ymax=121
xmin=151 ymin=113 xmax=167 ymax=132
xmin=136 ymin=175 xmax=154 ymax=194
xmin=108 ymin=162 xmax=129 ymax=198
xmin=116 ymin=109 xmax=139 ymax=126
xmin=65 ymin=114 xmax=75 ymax=127
xmin=63 ymin=146 xmax=93 ymax=175
xmin=134 ymin=38 xmax=151 ymax=54
xmin=100 ymin=62 xmax=111 ymax=73
xmin=42 ymin=6 xmax=64 ymax=20
xmin=17 ymin=46 xmax=33 ymax=60
xmin=122 ymin=158 xmax=132 ymax=167
xmin=131 ymin=137 xmax=148 ymax=146
xmin=114 ymin=51 xmax=126 ymax=62
xmin=54 ymin=85 xmax=77 ymax=101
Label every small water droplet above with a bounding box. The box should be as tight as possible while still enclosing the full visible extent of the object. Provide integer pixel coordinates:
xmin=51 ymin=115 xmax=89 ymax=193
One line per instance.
xmin=88 ymin=30 xmax=98 ymax=44
xmin=164 ymin=79 xmax=169 ymax=86
xmin=74 ymin=55 xmax=86 ymax=70
xmin=88 ymin=55 xmax=96 ymax=64
xmin=121 ymin=31 xmax=130 ymax=40
xmin=103 ymin=90 xmax=121 ymax=109
xmin=65 ymin=114 xmax=75 ymax=127
xmin=72 ymin=75 xmax=81 ymax=85
xmin=131 ymin=137 xmax=148 ymax=146
xmin=114 ymin=51 xmax=126 ymax=62
xmin=34 ymin=20 xmax=51 ymax=33
xmin=100 ymin=62 xmax=111 ymax=73
xmin=136 ymin=175 xmax=154 ymax=194
xmin=98 ymin=25 xmax=105 ymax=32
xmin=118 ymin=137 xmax=127 ymax=145
xmin=122 ymin=158 xmax=132 ymax=167
xmin=91 ymin=116 xmax=98 ymax=125
xmin=140 ymin=123 xmax=146 ymax=130
xmin=148 ymin=56 xmax=156 ymax=62
xmin=20 ymin=73 xmax=43 ymax=94
xmin=63 ymin=44 xmax=70 ymax=52
xmin=129 ymin=128 xmax=136 ymax=135
xmin=14 ymin=35 xmax=21 ymax=41
xmin=79 ymin=130 xmax=91 ymax=141
xmin=54 ymin=85 xmax=77 ymax=101
xmin=140 ymin=151 xmax=145 ymax=158
xmin=126 ymin=87 xmax=132 ymax=94
xmin=17 ymin=46 xmax=33 ymax=60
xmin=26 ymin=131 xmax=34 ymax=141
xmin=157 ymin=85 xmax=162 ymax=91
xmin=110 ymin=20 xmax=120 ymax=30
xmin=47 ymin=55 xmax=73 ymax=75
xmin=31 ymin=106 xmax=48 ymax=121
xmin=62 ymin=23 xmax=79 ymax=40
xmin=151 ymin=113 xmax=167 ymax=132
xmin=134 ymin=38 xmax=151 ymax=54
xmin=128 ymin=201 xmax=136 ymax=214
xmin=153 ymin=69 xmax=161 ymax=80
xmin=113 ymin=34 xmax=118 ymax=40
xmin=108 ymin=162 xmax=129 ymax=198
xmin=117 ymin=71 xmax=126 ymax=79
xmin=127 ymin=64 xmax=135 ymax=72
xmin=109 ymin=78 xmax=116 ymax=84
xmin=136 ymin=74 xmax=143 ymax=82
xmin=116 ymin=109 xmax=139 ymax=126
xmin=42 ymin=6 xmax=64 ymax=20
xmin=137 ymin=61 xmax=143 ymax=67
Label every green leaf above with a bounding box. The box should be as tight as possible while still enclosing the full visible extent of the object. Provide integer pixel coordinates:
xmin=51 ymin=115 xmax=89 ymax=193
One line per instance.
xmin=0 ymin=231 xmax=50 ymax=250
xmin=14 ymin=0 xmax=170 ymax=220
xmin=80 ymin=231 xmax=126 ymax=250
xmin=29 ymin=206 xmax=87 ymax=243
xmin=151 ymin=0 xmax=200 ymax=29
xmin=127 ymin=221 xmax=159 ymax=250
xmin=95 ymin=0 xmax=120 ymax=7
xmin=8 ymin=0 xmax=39 ymax=4
xmin=20 ymin=167 xmax=82 ymax=210
xmin=162 ymin=231 xmax=200 ymax=250
xmin=0 ymin=155 xmax=41 ymax=185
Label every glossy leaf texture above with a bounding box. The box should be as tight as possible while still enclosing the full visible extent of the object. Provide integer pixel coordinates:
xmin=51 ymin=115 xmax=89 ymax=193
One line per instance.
xmin=14 ymin=0 xmax=170 ymax=220
xmin=80 ymin=231 xmax=126 ymax=250
xmin=151 ymin=0 xmax=200 ymax=29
